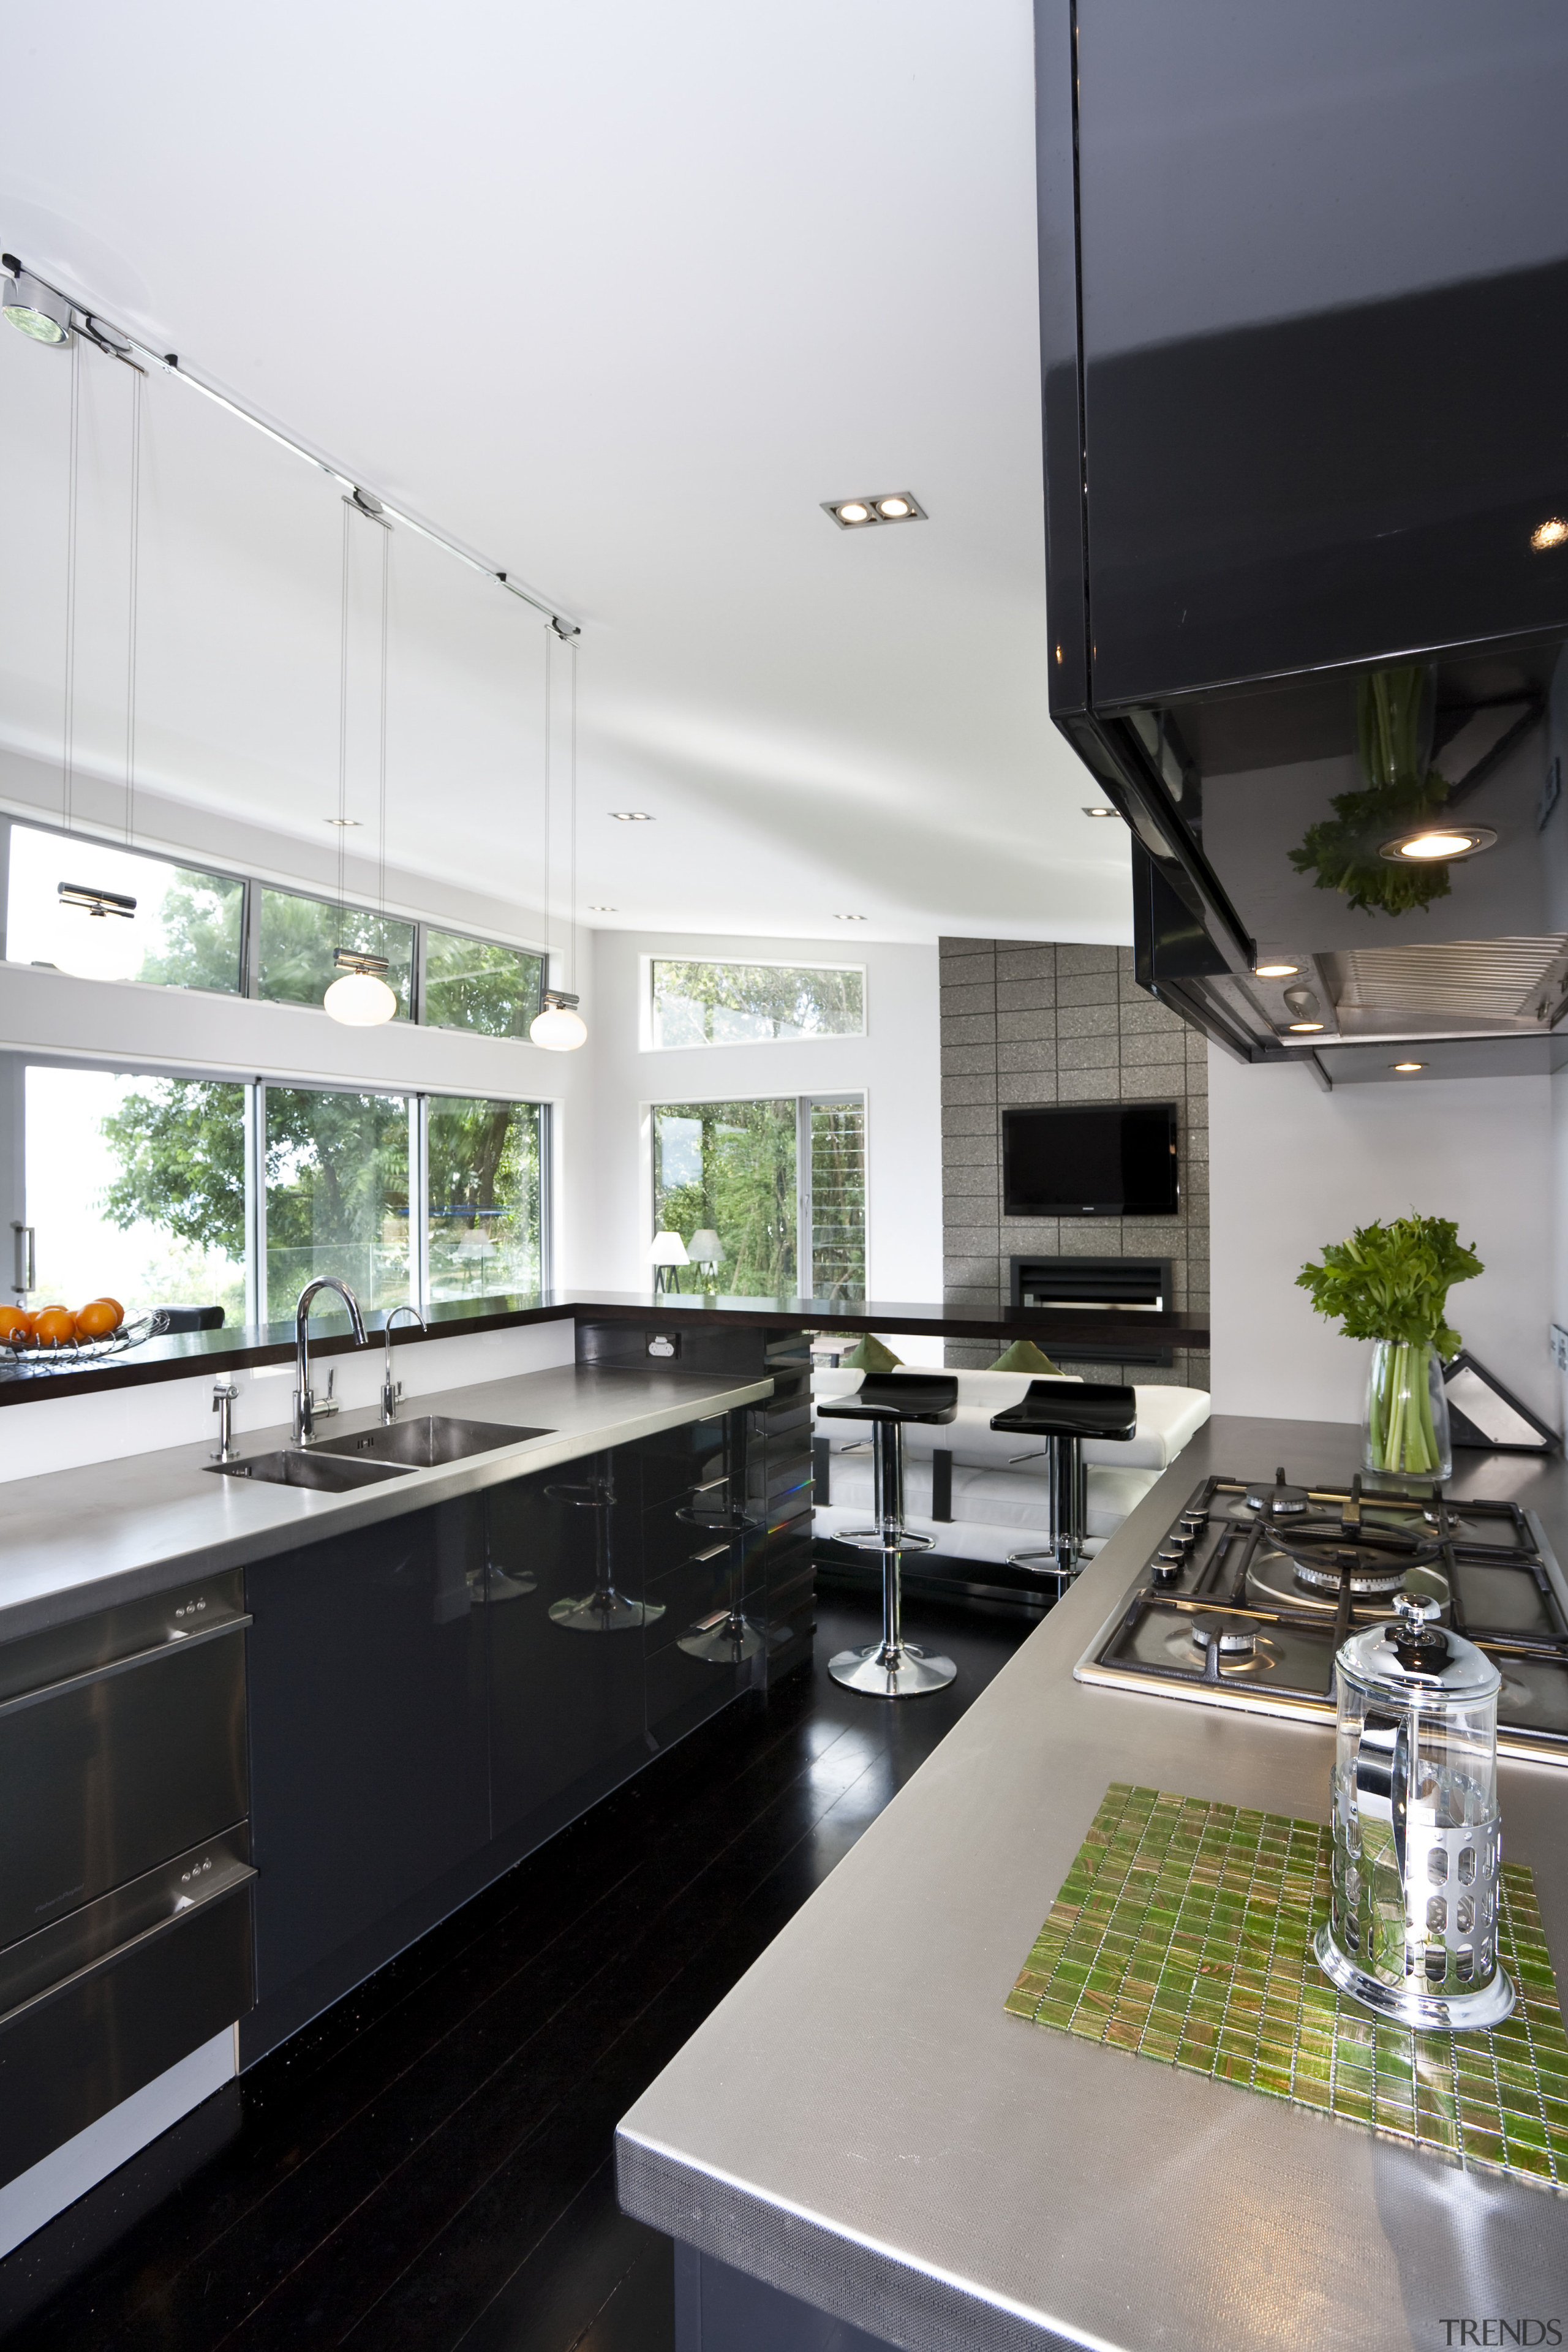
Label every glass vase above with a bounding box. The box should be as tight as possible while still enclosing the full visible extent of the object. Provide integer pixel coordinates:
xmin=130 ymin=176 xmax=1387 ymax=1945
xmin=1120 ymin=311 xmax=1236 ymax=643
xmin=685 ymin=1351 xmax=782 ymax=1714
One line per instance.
xmin=1362 ymin=1340 xmax=1452 ymax=1483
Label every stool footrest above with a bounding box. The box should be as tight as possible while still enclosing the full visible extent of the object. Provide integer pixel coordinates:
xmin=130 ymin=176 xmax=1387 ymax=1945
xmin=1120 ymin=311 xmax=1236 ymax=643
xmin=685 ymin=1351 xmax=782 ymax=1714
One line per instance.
xmin=835 ymin=1526 xmax=937 ymax=1556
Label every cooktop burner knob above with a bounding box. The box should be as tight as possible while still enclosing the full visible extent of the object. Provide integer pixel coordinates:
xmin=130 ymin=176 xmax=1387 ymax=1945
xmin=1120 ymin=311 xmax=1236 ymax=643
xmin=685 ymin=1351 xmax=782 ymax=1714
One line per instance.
xmin=1152 ymin=1545 xmax=1187 ymax=1585
xmin=1180 ymin=1507 xmax=1208 ymax=1536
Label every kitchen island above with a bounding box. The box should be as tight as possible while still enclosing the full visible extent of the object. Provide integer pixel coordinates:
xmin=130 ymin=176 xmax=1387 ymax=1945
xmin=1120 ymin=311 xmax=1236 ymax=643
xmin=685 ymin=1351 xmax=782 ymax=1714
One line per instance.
xmin=616 ymin=1415 xmax=1568 ymax=2352
xmin=0 ymin=1337 xmax=811 ymax=2256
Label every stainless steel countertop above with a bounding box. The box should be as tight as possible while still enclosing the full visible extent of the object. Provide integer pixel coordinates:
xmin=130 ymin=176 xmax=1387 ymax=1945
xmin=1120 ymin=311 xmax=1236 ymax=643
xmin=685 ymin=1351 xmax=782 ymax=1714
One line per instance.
xmin=617 ymin=1416 xmax=1568 ymax=2352
xmin=0 ymin=1364 xmax=772 ymax=1643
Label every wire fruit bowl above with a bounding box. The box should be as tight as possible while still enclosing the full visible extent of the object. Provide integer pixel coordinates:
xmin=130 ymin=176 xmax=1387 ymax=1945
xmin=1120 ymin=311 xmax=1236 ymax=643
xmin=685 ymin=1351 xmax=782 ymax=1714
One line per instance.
xmin=2 ymin=1308 xmax=170 ymax=1371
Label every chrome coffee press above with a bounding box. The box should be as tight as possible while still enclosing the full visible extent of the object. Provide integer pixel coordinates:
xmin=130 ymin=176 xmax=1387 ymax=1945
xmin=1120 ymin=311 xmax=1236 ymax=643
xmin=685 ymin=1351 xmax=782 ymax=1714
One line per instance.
xmin=1316 ymin=1593 xmax=1514 ymax=2030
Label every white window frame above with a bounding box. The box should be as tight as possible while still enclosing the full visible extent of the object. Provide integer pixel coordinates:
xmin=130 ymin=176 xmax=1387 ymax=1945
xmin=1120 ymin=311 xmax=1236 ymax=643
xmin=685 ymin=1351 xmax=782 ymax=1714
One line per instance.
xmin=640 ymin=953 xmax=868 ymax=1052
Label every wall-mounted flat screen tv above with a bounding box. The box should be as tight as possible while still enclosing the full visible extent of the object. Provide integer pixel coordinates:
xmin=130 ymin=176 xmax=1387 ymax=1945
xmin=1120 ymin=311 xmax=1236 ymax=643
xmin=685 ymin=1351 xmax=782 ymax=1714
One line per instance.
xmin=1002 ymin=1102 xmax=1178 ymax=1218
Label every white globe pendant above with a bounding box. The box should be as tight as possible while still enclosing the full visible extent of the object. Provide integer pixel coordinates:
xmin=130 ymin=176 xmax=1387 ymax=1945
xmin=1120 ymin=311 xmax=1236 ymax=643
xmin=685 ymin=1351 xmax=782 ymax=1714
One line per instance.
xmin=529 ymin=990 xmax=587 ymax=1051
xmin=55 ymin=891 xmax=141 ymax=982
xmin=323 ymin=958 xmax=397 ymax=1026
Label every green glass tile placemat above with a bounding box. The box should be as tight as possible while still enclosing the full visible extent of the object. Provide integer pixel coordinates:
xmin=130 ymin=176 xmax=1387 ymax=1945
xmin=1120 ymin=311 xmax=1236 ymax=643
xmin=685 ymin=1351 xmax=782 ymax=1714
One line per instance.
xmin=1005 ymin=1783 xmax=1568 ymax=2193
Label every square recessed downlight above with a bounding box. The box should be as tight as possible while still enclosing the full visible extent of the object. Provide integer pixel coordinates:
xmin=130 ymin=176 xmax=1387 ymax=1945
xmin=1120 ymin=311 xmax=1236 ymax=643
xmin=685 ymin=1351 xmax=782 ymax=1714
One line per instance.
xmin=823 ymin=493 xmax=927 ymax=529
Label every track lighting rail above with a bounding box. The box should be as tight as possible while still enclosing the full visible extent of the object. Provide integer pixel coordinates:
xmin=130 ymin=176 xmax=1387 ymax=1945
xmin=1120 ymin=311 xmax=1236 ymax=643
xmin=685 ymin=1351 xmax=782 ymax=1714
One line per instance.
xmin=1 ymin=252 xmax=582 ymax=640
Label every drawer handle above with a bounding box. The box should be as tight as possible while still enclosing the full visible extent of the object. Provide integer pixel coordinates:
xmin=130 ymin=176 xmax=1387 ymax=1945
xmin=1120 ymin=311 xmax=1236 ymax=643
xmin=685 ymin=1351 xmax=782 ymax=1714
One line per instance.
xmin=0 ymin=1611 xmax=252 ymax=1724
xmin=689 ymin=1543 xmax=730 ymax=1564
xmin=0 ymin=1861 xmax=255 ymax=2034
xmin=688 ymin=1475 xmax=729 ymax=1496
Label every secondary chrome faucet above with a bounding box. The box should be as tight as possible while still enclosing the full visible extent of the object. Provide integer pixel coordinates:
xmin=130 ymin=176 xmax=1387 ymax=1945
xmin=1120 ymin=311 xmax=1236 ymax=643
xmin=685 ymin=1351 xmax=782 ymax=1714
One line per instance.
xmin=293 ymin=1277 xmax=368 ymax=1444
xmin=381 ymin=1303 xmax=425 ymax=1423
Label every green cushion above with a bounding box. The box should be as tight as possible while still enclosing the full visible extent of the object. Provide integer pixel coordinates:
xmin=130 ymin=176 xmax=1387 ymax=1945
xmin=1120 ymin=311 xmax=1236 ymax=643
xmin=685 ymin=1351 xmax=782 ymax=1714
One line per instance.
xmin=988 ymin=1338 xmax=1063 ymax=1375
xmin=841 ymin=1333 xmax=903 ymax=1373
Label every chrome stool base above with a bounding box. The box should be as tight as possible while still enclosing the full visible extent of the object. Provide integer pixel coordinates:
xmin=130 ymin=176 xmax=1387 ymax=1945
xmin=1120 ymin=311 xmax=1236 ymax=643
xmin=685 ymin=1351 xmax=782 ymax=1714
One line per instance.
xmin=679 ymin=1607 xmax=763 ymax=1664
xmin=829 ymin=1640 xmax=956 ymax=1697
xmin=549 ymin=1590 xmax=665 ymax=1634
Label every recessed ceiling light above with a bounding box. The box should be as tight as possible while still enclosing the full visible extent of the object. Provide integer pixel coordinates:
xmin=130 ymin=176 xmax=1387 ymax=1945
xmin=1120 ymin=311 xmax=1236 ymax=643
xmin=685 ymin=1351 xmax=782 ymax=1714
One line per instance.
xmin=1379 ymin=824 xmax=1497 ymax=863
xmin=1083 ymin=805 xmax=1117 ymax=818
xmin=589 ymin=904 xmax=617 ymax=912
xmin=1254 ymin=961 xmax=1300 ymax=978
xmin=834 ymin=913 xmax=869 ymax=921
xmin=1531 ymin=518 xmax=1568 ymax=551
xmin=323 ymin=815 xmax=363 ymax=827
xmin=1287 ymin=1020 xmax=1325 ymax=1033
xmin=611 ymin=811 xmax=654 ymax=822
xmin=823 ymin=492 xmax=926 ymax=529
xmin=1392 ymin=1060 xmax=1425 ymax=1071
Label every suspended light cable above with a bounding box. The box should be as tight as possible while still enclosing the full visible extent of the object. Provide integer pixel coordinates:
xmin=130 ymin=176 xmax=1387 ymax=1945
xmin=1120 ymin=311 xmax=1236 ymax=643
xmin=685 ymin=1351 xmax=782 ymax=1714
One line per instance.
xmin=530 ymin=623 xmax=587 ymax=1050
xmin=125 ymin=365 xmax=141 ymax=846
xmin=325 ymin=501 xmax=397 ymax=1027
xmin=62 ymin=333 xmax=80 ymax=836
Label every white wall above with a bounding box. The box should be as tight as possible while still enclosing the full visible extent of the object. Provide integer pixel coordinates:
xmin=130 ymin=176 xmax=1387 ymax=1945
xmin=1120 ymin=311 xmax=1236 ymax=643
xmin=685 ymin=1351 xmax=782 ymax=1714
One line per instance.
xmin=1210 ymin=1047 xmax=1556 ymax=1429
xmin=587 ymin=930 xmax=942 ymax=1338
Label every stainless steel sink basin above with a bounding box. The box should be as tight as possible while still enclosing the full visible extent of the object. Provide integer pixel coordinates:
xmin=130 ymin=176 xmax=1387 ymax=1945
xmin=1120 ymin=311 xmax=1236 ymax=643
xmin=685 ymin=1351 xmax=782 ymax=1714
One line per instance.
xmin=314 ymin=1415 xmax=552 ymax=1468
xmin=205 ymin=1448 xmax=417 ymax=1492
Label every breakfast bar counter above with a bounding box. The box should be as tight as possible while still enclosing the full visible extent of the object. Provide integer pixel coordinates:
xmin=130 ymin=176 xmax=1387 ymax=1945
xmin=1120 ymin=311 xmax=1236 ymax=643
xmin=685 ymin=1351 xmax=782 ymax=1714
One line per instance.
xmin=616 ymin=1415 xmax=1568 ymax=2352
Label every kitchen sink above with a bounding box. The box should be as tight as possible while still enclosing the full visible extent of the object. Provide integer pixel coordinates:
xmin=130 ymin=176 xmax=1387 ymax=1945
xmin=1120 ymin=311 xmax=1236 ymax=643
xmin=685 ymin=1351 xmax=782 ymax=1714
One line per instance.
xmin=205 ymin=1449 xmax=417 ymax=1492
xmin=314 ymin=1415 xmax=552 ymax=1468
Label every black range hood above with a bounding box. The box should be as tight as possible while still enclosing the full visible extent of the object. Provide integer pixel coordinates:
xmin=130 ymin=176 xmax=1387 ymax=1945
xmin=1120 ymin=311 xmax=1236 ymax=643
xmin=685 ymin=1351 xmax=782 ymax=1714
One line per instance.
xmin=1036 ymin=1 xmax=1568 ymax=1080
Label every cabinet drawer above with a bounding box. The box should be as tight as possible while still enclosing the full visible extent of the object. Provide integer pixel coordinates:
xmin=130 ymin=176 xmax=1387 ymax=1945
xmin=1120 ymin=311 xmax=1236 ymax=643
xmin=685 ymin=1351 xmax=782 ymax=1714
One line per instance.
xmin=646 ymin=1636 xmax=750 ymax=1739
xmin=0 ymin=1613 xmax=249 ymax=1952
xmin=0 ymin=1846 xmax=252 ymax=2190
xmin=634 ymin=1417 xmax=729 ymax=1509
xmin=641 ymin=1483 xmax=749 ymax=1578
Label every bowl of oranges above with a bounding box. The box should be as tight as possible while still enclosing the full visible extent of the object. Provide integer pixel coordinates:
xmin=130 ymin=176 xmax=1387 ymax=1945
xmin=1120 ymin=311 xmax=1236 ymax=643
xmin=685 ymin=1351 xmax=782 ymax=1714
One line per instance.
xmin=0 ymin=1298 xmax=166 ymax=1367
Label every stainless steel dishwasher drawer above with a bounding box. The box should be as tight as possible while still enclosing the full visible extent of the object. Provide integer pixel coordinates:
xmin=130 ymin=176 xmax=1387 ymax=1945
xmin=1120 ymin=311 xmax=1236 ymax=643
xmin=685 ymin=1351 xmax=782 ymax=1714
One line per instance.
xmin=0 ymin=1572 xmax=250 ymax=1950
xmin=0 ymin=1828 xmax=254 ymax=2189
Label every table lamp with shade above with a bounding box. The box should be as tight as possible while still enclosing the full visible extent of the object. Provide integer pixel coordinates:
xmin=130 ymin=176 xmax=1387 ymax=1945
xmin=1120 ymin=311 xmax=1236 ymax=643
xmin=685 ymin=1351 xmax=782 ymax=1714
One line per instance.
xmin=649 ymin=1232 xmax=689 ymax=1294
xmin=688 ymin=1229 xmax=723 ymax=1292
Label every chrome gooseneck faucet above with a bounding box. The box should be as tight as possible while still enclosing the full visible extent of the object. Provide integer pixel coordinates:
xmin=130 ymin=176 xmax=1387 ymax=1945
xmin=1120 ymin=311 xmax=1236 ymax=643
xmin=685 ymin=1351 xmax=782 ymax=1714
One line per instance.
xmin=381 ymin=1303 xmax=425 ymax=1423
xmin=293 ymin=1278 xmax=368 ymax=1444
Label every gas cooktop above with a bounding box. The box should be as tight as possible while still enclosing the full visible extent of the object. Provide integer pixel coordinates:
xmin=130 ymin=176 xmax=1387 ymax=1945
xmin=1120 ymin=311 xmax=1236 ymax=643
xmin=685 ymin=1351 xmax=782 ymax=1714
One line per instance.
xmin=1076 ymin=1469 xmax=1568 ymax=1767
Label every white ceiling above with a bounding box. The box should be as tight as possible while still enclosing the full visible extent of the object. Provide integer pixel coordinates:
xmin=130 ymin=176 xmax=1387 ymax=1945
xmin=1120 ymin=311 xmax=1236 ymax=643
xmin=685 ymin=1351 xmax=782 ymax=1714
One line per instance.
xmin=0 ymin=0 xmax=1129 ymax=948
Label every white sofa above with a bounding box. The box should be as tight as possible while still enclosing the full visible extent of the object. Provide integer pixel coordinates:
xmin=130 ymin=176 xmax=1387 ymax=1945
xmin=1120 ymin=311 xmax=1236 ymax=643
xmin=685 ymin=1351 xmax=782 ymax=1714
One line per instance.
xmin=811 ymin=1366 xmax=1209 ymax=1576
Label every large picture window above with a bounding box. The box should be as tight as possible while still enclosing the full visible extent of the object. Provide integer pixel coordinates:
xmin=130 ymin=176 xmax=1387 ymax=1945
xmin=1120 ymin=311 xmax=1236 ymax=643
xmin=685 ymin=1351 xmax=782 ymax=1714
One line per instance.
xmin=11 ymin=1059 xmax=549 ymax=1330
xmin=651 ymin=1093 xmax=866 ymax=1300
xmin=427 ymin=1096 xmax=546 ymax=1300
xmin=649 ymin=958 xmax=864 ymax=1048
xmin=2 ymin=819 xmax=538 ymax=1035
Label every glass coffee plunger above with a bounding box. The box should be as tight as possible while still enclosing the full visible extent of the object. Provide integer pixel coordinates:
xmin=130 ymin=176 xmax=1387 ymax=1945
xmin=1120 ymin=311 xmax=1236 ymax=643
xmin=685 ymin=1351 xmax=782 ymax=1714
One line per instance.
xmin=1316 ymin=1593 xmax=1514 ymax=2031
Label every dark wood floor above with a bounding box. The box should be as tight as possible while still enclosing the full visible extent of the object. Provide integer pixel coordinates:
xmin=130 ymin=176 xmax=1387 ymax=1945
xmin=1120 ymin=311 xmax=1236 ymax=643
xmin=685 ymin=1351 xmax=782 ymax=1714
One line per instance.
xmin=0 ymin=1592 xmax=1032 ymax=2352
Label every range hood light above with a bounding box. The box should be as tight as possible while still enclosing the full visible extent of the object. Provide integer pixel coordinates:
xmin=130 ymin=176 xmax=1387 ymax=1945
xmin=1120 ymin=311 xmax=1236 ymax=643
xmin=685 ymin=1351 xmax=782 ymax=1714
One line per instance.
xmin=1379 ymin=824 xmax=1498 ymax=863
xmin=1287 ymin=1020 xmax=1324 ymax=1033
xmin=1254 ymin=961 xmax=1300 ymax=978
xmin=1530 ymin=518 xmax=1568 ymax=551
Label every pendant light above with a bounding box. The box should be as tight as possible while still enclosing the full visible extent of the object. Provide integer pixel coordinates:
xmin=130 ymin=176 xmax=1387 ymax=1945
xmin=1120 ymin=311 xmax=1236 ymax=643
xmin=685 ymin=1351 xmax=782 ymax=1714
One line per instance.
xmin=325 ymin=501 xmax=397 ymax=1027
xmin=53 ymin=341 xmax=145 ymax=982
xmin=530 ymin=626 xmax=588 ymax=1050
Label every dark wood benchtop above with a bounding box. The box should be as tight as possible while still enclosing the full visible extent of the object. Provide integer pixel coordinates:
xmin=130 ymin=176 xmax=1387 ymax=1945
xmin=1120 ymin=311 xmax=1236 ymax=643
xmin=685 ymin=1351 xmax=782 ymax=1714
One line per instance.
xmin=0 ymin=1289 xmax=1211 ymax=1408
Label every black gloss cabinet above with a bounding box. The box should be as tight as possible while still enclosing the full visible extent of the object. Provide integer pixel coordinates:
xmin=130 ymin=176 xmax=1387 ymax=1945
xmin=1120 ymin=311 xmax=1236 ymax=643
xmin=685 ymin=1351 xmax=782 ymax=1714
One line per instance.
xmin=243 ymin=1338 xmax=813 ymax=2065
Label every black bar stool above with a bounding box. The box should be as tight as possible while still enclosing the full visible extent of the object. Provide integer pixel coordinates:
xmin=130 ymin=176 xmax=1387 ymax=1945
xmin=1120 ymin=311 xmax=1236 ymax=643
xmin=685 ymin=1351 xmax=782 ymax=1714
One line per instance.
xmin=817 ymin=1371 xmax=959 ymax=1697
xmin=989 ymin=1378 xmax=1136 ymax=1590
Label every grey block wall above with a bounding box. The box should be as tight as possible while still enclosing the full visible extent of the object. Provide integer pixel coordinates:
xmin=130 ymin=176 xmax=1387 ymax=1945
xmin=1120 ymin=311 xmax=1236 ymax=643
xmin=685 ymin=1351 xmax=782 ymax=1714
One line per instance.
xmin=939 ymin=939 xmax=1210 ymax=1389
